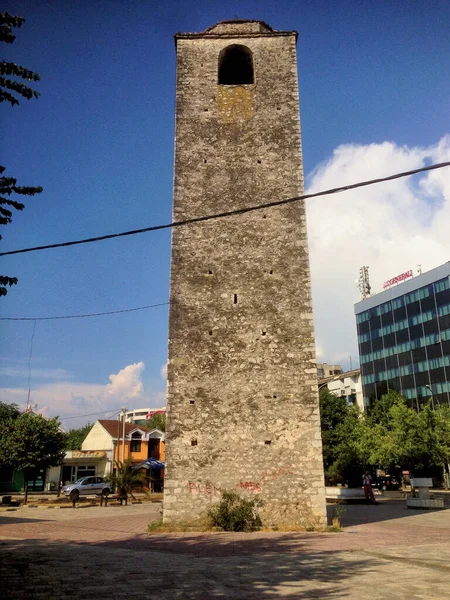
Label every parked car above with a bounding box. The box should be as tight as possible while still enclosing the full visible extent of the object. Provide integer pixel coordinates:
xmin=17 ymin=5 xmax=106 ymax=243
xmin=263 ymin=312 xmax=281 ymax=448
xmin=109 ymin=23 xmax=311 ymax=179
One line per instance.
xmin=373 ymin=476 xmax=400 ymax=491
xmin=62 ymin=476 xmax=111 ymax=500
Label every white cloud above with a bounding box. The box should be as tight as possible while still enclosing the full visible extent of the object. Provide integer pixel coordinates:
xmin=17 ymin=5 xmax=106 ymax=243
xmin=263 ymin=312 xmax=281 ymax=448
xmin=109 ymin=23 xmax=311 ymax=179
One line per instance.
xmin=307 ymin=135 xmax=450 ymax=367
xmin=106 ymin=362 xmax=144 ymax=398
xmin=0 ymin=362 xmax=166 ymax=430
xmin=160 ymin=362 xmax=168 ymax=380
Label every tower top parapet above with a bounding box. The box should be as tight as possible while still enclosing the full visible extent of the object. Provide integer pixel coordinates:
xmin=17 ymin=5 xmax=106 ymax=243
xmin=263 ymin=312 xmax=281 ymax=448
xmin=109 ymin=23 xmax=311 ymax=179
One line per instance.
xmin=175 ymin=20 xmax=298 ymax=44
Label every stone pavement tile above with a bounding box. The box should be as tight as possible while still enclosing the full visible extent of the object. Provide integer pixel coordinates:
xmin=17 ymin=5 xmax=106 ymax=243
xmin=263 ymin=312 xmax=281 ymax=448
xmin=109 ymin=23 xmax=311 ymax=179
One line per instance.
xmin=1 ymin=502 xmax=448 ymax=555
xmin=2 ymin=502 xmax=450 ymax=598
xmin=362 ymin=543 xmax=450 ymax=572
xmin=2 ymin=538 xmax=450 ymax=599
xmin=0 ymin=504 xmax=161 ymax=544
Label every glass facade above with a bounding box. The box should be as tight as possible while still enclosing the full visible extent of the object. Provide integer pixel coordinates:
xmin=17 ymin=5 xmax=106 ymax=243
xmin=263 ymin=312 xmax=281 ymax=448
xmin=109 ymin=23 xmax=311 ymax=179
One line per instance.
xmin=355 ymin=274 xmax=450 ymax=409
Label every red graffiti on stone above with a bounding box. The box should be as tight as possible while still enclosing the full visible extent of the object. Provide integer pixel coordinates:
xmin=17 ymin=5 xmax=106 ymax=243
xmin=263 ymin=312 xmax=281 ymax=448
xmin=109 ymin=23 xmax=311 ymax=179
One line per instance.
xmin=237 ymin=481 xmax=262 ymax=492
xmin=260 ymin=464 xmax=296 ymax=481
xmin=188 ymin=481 xmax=221 ymax=495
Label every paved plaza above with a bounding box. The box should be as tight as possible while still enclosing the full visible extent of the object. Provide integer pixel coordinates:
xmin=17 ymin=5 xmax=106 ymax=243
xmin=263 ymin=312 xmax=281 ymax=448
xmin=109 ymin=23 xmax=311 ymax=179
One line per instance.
xmin=1 ymin=498 xmax=450 ymax=599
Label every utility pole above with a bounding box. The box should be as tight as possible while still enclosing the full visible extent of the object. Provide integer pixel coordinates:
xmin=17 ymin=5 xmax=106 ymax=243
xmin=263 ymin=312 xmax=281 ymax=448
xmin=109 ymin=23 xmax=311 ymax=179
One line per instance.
xmin=114 ymin=413 xmax=121 ymax=473
xmin=121 ymin=407 xmax=127 ymax=464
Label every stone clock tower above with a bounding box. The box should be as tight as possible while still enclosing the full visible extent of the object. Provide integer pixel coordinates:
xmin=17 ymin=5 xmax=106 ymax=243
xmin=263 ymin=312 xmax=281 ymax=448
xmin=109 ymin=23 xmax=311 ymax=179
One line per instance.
xmin=163 ymin=20 xmax=326 ymax=528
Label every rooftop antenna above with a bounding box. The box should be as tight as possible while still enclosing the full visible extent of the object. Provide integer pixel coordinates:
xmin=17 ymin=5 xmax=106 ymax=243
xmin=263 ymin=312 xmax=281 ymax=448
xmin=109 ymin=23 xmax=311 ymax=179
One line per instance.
xmin=357 ymin=266 xmax=371 ymax=300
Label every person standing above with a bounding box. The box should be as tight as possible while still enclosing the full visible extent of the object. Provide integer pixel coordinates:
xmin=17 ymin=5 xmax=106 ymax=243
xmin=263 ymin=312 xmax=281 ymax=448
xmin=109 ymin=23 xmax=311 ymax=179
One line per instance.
xmin=363 ymin=471 xmax=377 ymax=504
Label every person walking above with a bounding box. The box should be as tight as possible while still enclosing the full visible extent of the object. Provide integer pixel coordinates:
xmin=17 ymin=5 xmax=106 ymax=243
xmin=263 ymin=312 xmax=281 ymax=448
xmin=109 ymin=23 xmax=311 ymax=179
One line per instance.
xmin=363 ymin=471 xmax=377 ymax=504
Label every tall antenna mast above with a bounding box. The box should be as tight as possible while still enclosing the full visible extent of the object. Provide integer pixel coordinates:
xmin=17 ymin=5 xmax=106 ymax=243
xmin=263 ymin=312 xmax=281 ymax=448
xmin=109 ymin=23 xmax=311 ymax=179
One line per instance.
xmin=358 ymin=266 xmax=371 ymax=300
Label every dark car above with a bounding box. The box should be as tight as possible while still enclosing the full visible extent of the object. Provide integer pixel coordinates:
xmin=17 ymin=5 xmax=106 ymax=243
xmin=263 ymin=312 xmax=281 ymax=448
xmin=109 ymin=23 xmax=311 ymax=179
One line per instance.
xmin=373 ymin=476 xmax=400 ymax=491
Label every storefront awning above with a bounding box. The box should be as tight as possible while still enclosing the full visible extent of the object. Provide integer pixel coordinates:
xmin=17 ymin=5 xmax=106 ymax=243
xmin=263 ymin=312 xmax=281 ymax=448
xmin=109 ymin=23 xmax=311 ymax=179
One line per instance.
xmin=132 ymin=458 xmax=165 ymax=470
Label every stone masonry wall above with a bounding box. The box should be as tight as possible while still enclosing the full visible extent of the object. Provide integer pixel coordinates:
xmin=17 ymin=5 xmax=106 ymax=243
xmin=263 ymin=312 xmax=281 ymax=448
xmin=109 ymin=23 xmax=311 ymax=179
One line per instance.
xmin=164 ymin=22 xmax=326 ymax=527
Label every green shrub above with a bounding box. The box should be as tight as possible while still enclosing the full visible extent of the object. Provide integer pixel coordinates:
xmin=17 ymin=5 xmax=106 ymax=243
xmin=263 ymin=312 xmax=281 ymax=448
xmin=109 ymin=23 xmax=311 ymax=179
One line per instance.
xmin=207 ymin=490 xmax=263 ymax=532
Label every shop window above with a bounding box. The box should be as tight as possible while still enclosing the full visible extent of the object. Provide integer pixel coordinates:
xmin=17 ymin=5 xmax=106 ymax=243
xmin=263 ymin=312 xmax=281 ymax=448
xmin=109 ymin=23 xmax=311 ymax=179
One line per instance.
xmin=76 ymin=466 xmax=95 ymax=479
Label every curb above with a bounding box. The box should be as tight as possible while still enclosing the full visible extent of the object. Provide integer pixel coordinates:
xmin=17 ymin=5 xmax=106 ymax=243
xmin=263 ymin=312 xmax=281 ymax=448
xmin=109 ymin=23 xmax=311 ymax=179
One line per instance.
xmin=0 ymin=501 xmax=161 ymax=511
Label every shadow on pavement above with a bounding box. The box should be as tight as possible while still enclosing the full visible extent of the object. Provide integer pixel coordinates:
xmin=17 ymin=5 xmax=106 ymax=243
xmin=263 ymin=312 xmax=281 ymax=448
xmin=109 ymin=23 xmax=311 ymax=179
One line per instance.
xmin=328 ymin=499 xmax=450 ymax=527
xmin=0 ymin=515 xmax=47 ymax=525
xmin=0 ymin=536 xmax=382 ymax=599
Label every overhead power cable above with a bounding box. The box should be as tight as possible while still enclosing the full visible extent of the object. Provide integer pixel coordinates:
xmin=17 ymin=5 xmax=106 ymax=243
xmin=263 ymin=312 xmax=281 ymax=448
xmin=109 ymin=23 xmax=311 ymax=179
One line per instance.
xmin=0 ymin=301 xmax=169 ymax=321
xmin=61 ymin=407 xmax=123 ymax=421
xmin=1 ymin=161 xmax=449 ymax=258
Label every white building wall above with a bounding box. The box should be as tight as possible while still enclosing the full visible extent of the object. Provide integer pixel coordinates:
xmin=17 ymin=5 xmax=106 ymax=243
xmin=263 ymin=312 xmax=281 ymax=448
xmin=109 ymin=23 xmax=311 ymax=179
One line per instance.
xmin=81 ymin=422 xmax=114 ymax=451
xmin=326 ymin=372 xmax=364 ymax=412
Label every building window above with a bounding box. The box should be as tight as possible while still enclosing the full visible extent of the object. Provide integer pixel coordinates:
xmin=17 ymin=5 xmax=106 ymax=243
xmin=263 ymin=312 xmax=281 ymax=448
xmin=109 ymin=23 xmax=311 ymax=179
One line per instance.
xmin=130 ymin=432 xmax=142 ymax=453
xmin=435 ymin=278 xmax=450 ymax=293
xmin=76 ymin=465 xmax=95 ymax=479
xmin=218 ymin=44 xmax=254 ymax=85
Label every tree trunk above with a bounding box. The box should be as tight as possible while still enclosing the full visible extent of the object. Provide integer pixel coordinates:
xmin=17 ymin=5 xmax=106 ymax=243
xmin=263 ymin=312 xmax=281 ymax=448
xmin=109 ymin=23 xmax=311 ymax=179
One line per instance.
xmin=23 ymin=470 xmax=28 ymax=505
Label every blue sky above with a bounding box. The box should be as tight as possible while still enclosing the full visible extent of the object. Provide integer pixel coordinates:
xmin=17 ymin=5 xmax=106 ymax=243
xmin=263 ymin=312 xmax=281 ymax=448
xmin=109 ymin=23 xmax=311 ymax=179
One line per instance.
xmin=1 ymin=0 xmax=449 ymax=428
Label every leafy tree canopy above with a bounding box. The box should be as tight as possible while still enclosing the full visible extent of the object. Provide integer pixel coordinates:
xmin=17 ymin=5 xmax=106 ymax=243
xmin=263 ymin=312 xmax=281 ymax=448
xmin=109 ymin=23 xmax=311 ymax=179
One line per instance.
xmin=0 ymin=400 xmax=20 ymax=421
xmin=64 ymin=423 xmax=92 ymax=451
xmin=320 ymin=388 xmax=450 ymax=484
xmin=0 ymin=409 xmax=66 ymax=472
xmin=1 ymin=12 xmax=42 ymax=296
xmin=319 ymin=388 xmax=363 ymax=486
xmin=0 ymin=12 xmax=40 ymax=106
xmin=145 ymin=412 xmax=166 ymax=432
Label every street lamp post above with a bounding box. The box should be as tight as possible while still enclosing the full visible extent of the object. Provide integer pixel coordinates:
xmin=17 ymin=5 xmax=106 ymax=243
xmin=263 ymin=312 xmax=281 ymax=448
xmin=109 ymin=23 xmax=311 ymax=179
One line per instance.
xmin=425 ymin=385 xmax=439 ymax=410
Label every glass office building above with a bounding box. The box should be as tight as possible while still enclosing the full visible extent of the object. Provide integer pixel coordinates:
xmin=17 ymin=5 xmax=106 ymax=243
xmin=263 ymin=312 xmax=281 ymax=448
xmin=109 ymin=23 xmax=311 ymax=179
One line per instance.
xmin=355 ymin=262 xmax=450 ymax=409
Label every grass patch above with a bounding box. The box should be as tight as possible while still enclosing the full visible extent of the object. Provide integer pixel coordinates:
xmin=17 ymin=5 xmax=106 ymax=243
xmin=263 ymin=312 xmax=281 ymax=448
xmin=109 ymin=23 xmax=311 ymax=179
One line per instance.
xmin=328 ymin=505 xmax=345 ymax=531
xmin=207 ymin=490 xmax=263 ymax=532
xmin=147 ymin=517 xmax=213 ymax=533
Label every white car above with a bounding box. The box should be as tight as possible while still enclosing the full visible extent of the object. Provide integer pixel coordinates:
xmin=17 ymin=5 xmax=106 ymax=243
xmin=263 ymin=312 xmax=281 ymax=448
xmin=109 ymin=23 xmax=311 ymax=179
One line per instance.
xmin=62 ymin=476 xmax=111 ymax=500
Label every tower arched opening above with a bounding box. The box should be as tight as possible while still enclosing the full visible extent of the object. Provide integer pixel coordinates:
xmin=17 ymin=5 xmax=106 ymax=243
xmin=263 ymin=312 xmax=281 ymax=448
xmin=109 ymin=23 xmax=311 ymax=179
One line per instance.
xmin=218 ymin=44 xmax=254 ymax=85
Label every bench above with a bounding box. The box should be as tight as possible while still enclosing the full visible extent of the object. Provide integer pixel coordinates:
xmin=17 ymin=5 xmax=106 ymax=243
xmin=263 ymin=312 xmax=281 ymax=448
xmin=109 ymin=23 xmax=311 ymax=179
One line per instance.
xmin=100 ymin=493 xmax=128 ymax=507
xmin=68 ymin=492 xmax=116 ymax=507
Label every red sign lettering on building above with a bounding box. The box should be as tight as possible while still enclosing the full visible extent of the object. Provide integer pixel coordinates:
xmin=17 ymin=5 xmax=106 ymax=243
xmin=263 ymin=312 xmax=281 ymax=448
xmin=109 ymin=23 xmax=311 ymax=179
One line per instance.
xmin=383 ymin=270 xmax=413 ymax=289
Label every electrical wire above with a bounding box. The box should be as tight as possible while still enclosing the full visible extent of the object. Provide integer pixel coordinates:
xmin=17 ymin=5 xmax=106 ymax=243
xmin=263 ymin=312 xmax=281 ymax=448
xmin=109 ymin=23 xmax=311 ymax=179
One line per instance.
xmin=61 ymin=408 xmax=123 ymax=421
xmin=0 ymin=301 xmax=169 ymax=321
xmin=1 ymin=161 xmax=448 ymax=258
